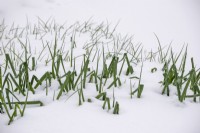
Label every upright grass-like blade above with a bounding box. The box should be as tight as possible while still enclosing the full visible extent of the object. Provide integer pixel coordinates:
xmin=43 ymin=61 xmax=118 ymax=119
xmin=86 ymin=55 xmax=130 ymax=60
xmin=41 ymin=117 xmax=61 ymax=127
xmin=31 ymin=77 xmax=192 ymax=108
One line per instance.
xmin=78 ymin=76 xmax=85 ymax=105
xmin=180 ymin=74 xmax=191 ymax=102
xmin=83 ymin=55 xmax=89 ymax=89
xmin=137 ymin=84 xmax=144 ymax=98
xmin=56 ymin=54 xmax=66 ymax=75
xmin=47 ymin=39 xmax=57 ymax=79
xmin=70 ymin=37 xmax=74 ymax=67
xmin=189 ymin=58 xmax=200 ymax=102
xmin=119 ymin=56 xmax=125 ymax=76
xmin=113 ymin=56 xmax=118 ymax=87
xmin=154 ymin=33 xmax=163 ymax=63
xmin=0 ymin=67 xmax=2 ymax=89
xmin=131 ymin=62 xmax=144 ymax=98
xmin=174 ymin=45 xmax=185 ymax=64
xmin=104 ymin=56 xmax=119 ymax=86
xmin=6 ymin=89 xmax=12 ymax=109
xmin=32 ymin=57 xmax=36 ymax=70
xmin=138 ymin=62 xmax=143 ymax=86
xmin=37 ymin=43 xmax=48 ymax=60
xmin=130 ymin=80 xmax=133 ymax=99
xmin=125 ymin=53 xmax=134 ymax=75
xmin=102 ymin=97 xmax=111 ymax=110
xmin=4 ymin=54 xmax=17 ymax=77
xmin=113 ymin=101 xmax=119 ymax=114
xmin=179 ymin=47 xmax=187 ymax=89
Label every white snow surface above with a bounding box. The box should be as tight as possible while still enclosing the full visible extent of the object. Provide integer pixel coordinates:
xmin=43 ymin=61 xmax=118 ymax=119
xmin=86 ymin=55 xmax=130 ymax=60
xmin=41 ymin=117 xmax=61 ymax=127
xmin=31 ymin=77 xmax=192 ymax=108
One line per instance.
xmin=0 ymin=0 xmax=200 ymax=133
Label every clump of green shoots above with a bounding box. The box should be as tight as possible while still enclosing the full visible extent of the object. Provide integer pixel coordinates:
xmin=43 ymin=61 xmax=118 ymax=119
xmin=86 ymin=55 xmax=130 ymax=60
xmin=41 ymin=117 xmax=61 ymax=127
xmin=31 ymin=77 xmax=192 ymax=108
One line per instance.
xmin=160 ymin=47 xmax=200 ymax=102
xmin=119 ymin=53 xmax=134 ymax=76
xmin=78 ymin=76 xmax=85 ymax=105
xmin=104 ymin=56 xmax=122 ymax=89
xmin=95 ymin=91 xmax=120 ymax=114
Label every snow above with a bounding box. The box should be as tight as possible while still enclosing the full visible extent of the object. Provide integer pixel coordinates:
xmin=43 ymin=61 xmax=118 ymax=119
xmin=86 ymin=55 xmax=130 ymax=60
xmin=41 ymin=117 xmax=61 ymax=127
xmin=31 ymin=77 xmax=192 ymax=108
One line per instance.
xmin=0 ymin=0 xmax=200 ymax=133
xmin=1 ymin=0 xmax=200 ymax=62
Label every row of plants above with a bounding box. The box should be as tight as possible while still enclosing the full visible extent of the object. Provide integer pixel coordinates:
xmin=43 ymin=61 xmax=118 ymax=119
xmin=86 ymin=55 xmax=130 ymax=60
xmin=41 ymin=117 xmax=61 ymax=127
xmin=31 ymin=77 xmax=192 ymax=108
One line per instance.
xmin=0 ymin=18 xmax=199 ymax=125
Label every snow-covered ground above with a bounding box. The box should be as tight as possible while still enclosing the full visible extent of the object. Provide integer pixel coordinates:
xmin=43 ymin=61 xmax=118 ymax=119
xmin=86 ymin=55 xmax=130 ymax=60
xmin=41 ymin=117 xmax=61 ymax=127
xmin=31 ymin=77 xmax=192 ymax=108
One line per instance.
xmin=0 ymin=0 xmax=200 ymax=133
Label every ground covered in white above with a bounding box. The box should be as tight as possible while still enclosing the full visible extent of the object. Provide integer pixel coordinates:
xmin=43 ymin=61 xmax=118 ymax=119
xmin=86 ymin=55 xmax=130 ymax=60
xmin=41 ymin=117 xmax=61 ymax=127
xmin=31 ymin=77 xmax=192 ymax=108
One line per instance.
xmin=0 ymin=0 xmax=200 ymax=133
